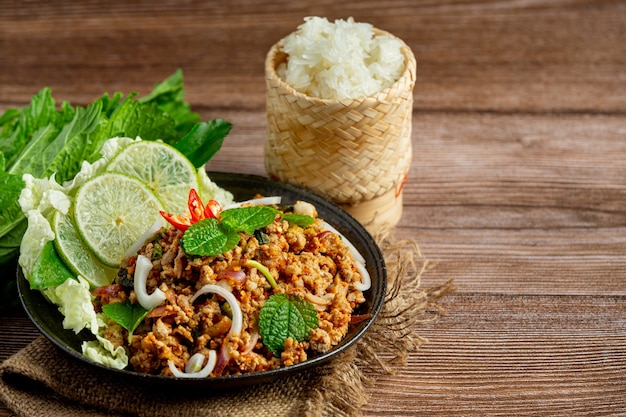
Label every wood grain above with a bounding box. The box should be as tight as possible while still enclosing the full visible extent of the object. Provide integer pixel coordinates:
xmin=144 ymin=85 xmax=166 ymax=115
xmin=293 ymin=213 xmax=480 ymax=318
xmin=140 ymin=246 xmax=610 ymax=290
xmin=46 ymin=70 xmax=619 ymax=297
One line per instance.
xmin=1 ymin=0 xmax=625 ymax=416
xmin=365 ymin=294 xmax=626 ymax=416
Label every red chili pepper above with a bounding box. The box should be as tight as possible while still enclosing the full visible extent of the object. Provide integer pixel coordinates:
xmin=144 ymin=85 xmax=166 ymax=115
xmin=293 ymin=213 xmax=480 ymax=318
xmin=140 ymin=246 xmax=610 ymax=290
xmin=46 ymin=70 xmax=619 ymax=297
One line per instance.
xmin=187 ymin=188 xmax=205 ymax=223
xmin=159 ymin=189 xmax=223 ymax=231
xmin=160 ymin=211 xmax=192 ymax=231
xmin=204 ymin=199 xmax=222 ymax=219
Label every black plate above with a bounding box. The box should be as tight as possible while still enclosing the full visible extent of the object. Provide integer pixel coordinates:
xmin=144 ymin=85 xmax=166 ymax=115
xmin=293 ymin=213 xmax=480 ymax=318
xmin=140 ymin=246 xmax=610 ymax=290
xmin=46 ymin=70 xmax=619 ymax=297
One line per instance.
xmin=18 ymin=172 xmax=387 ymax=389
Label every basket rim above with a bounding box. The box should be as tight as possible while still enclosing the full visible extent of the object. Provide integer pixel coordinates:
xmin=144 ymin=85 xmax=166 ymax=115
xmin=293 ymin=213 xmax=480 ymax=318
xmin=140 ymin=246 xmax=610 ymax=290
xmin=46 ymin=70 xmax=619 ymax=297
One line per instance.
xmin=265 ymin=27 xmax=417 ymax=104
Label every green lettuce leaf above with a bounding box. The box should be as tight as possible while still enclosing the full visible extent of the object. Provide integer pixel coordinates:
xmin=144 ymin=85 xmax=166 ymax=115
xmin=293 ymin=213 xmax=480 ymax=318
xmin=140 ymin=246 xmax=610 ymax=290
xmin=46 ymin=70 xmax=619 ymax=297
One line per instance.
xmin=82 ymin=333 xmax=128 ymax=370
xmin=43 ymin=275 xmax=99 ymax=334
xmin=0 ymin=171 xmax=24 ymax=237
xmin=0 ymin=69 xmax=230 ymax=278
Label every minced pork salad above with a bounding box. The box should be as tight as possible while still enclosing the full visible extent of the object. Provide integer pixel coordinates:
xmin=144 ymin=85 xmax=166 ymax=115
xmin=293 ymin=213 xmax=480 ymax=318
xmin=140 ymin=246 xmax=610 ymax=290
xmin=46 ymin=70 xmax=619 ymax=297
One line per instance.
xmin=95 ymin=194 xmax=372 ymax=377
xmin=16 ymin=135 xmax=371 ymax=378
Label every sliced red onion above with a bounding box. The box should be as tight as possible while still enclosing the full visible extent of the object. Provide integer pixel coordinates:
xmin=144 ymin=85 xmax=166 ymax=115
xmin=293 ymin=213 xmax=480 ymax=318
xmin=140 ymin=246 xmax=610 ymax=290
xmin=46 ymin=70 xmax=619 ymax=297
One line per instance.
xmin=223 ymin=196 xmax=282 ymax=210
xmin=168 ymin=350 xmax=217 ymax=378
xmin=217 ymin=268 xmax=246 ymax=285
xmin=134 ymin=255 xmax=167 ymax=310
xmin=320 ymin=221 xmax=371 ymax=291
xmin=242 ymin=332 xmax=259 ymax=355
xmin=213 ymin=343 xmax=231 ymax=376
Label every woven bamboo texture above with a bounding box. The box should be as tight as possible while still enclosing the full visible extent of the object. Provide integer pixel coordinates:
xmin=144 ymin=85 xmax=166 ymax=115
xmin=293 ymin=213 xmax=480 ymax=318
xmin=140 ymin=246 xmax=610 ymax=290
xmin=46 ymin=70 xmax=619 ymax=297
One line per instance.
xmin=264 ymin=28 xmax=417 ymax=228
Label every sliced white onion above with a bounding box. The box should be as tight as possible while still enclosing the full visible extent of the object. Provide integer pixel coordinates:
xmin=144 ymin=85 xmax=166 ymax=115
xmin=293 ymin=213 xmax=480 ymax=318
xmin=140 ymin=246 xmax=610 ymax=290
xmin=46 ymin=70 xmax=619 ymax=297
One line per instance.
xmin=190 ymin=284 xmax=242 ymax=337
xmin=223 ymin=196 xmax=282 ymax=210
xmin=321 ymin=221 xmax=370 ymax=291
xmin=134 ymin=255 xmax=167 ymax=310
xmin=321 ymin=221 xmax=366 ymax=264
xmin=353 ymin=260 xmax=371 ymax=292
xmin=304 ymin=292 xmax=332 ymax=306
xmin=124 ymin=218 xmax=166 ymax=259
xmin=168 ymin=350 xmax=217 ymax=378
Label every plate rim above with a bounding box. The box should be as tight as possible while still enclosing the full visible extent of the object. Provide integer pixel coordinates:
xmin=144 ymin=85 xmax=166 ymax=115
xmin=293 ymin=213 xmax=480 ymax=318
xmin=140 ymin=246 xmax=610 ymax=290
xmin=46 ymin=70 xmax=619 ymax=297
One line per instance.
xmin=18 ymin=171 xmax=387 ymax=389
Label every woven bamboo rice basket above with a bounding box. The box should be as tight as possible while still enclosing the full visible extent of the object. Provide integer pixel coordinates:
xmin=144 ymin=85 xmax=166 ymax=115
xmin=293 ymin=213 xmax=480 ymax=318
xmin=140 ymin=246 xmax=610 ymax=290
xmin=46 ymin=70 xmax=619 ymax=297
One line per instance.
xmin=264 ymin=28 xmax=416 ymax=232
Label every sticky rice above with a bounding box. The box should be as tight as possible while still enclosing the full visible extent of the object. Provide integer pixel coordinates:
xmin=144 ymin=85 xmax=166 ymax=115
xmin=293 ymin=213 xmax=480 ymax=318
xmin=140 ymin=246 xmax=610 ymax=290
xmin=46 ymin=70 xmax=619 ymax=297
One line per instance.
xmin=277 ymin=17 xmax=406 ymax=100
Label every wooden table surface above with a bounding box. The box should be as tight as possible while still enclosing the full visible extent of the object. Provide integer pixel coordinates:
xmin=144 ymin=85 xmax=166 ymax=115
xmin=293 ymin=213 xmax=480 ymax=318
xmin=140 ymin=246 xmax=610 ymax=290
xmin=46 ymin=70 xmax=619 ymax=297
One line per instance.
xmin=1 ymin=1 xmax=625 ymax=415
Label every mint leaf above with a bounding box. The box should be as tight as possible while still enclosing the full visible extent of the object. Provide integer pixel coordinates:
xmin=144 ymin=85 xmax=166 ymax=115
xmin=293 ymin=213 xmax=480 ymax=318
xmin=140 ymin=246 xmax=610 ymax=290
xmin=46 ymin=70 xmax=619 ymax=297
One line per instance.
xmin=102 ymin=301 xmax=149 ymax=341
xmin=221 ymin=206 xmax=278 ymax=235
xmin=280 ymin=213 xmax=315 ymax=227
xmin=220 ymin=225 xmax=242 ymax=254
xmin=259 ymin=293 xmax=319 ymax=356
xmin=182 ymin=218 xmax=237 ymax=256
xmin=181 ymin=206 xmax=279 ymax=257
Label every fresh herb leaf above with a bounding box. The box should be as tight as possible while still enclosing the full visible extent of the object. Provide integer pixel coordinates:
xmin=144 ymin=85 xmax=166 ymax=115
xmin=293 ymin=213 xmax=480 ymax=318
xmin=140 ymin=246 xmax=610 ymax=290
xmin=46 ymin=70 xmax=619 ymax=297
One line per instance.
xmin=221 ymin=206 xmax=278 ymax=235
xmin=29 ymin=240 xmax=75 ymax=290
xmin=259 ymin=293 xmax=319 ymax=356
xmin=0 ymin=219 xmax=26 ymax=265
xmin=180 ymin=206 xmax=278 ymax=257
xmin=0 ymin=171 xmax=25 ymax=237
xmin=41 ymin=100 xmax=104 ymax=182
xmin=220 ymin=224 xmax=243 ymax=254
xmin=280 ymin=213 xmax=315 ymax=227
xmin=139 ymin=68 xmax=200 ymax=138
xmin=0 ymin=69 xmax=231 ymax=273
xmin=182 ymin=218 xmax=238 ymax=256
xmin=102 ymin=301 xmax=149 ymax=343
xmin=175 ymin=119 xmax=232 ymax=168
xmin=0 ymin=88 xmax=75 ymax=168
xmin=254 ymin=229 xmax=270 ymax=245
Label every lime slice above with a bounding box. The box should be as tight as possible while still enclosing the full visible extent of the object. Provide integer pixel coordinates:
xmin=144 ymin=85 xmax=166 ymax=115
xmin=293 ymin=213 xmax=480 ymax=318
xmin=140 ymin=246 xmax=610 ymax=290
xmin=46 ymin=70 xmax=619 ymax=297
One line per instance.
xmin=74 ymin=172 xmax=164 ymax=268
xmin=52 ymin=210 xmax=116 ymax=288
xmin=105 ymin=140 xmax=198 ymax=216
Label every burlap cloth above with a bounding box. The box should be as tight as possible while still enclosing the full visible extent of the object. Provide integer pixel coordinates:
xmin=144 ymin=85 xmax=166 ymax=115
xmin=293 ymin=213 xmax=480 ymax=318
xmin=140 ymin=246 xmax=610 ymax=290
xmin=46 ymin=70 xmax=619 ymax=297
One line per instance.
xmin=0 ymin=232 xmax=454 ymax=417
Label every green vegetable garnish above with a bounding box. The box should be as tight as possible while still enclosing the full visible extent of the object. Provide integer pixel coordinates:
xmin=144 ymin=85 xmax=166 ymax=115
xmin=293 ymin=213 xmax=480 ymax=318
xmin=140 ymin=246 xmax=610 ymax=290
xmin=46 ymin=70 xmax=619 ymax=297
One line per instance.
xmin=245 ymin=259 xmax=278 ymax=289
xmin=182 ymin=206 xmax=279 ymax=256
xmin=259 ymin=293 xmax=319 ymax=356
xmin=182 ymin=218 xmax=237 ymax=256
xmin=280 ymin=213 xmax=315 ymax=227
xmin=102 ymin=301 xmax=149 ymax=344
xmin=174 ymin=118 xmax=232 ymax=169
xmin=0 ymin=69 xmax=231 ymax=291
xmin=29 ymin=240 xmax=76 ymax=290
xmin=221 ymin=206 xmax=280 ymax=234
xmin=254 ymin=229 xmax=270 ymax=245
